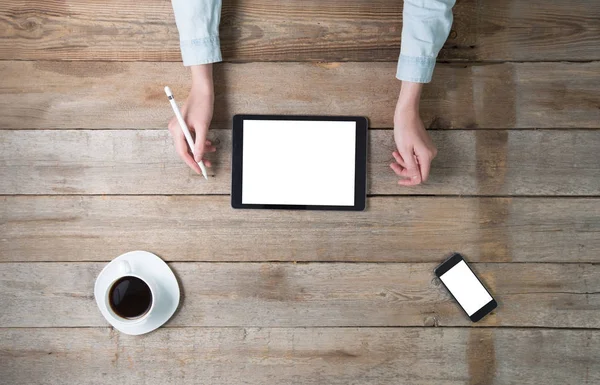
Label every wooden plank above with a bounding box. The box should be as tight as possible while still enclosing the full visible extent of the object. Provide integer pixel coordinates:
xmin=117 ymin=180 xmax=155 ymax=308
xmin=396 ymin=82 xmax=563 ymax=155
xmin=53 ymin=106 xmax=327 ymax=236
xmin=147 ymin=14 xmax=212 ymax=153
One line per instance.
xmin=1 ymin=0 xmax=599 ymax=62
xmin=1 ymin=61 xmax=599 ymax=129
xmin=1 ymin=262 xmax=599 ymax=328
xmin=2 ymin=196 xmax=598 ymax=263
xmin=1 ymin=328 xmax=598 ymax=385
xmin=1 ymin=130 xmax=598 ymax=195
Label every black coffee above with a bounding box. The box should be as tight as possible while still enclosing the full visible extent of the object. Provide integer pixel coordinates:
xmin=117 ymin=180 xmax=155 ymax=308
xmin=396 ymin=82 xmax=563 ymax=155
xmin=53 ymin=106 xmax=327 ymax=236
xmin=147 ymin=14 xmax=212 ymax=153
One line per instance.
xmin=109 ymin=276 xmax=152 ymax=319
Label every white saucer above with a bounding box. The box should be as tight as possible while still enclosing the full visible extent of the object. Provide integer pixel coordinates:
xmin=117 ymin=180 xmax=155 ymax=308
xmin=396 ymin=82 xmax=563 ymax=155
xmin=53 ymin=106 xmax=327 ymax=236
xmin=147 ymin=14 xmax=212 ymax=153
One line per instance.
xmin=94 ymin=251 xmax=180 ymax=335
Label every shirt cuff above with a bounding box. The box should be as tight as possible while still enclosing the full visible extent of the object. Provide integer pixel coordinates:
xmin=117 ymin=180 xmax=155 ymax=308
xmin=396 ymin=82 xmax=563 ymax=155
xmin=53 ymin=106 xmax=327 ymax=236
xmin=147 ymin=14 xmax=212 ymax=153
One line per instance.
xmin=180 ymin=36 xmax=223 ymax=66
xmin=396 ymin=54 xmax=436 ymax=83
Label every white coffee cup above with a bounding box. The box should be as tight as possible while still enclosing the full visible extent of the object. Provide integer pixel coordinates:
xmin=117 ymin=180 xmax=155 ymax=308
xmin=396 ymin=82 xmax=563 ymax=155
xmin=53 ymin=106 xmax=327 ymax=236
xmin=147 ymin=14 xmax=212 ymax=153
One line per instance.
xmin=104 ymin=260 xmax=159 ymax=324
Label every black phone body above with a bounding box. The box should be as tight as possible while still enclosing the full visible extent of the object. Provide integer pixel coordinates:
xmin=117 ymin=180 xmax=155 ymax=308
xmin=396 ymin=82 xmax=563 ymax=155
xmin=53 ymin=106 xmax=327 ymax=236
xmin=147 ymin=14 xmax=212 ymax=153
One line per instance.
xmin=435 ymin=253 xmax=497 ymax=322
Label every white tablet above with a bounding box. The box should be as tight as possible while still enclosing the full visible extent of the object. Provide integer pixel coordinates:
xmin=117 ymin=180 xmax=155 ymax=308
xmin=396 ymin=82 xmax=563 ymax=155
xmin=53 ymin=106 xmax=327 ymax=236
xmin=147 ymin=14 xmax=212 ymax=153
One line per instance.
xmin=232 ymin=115 xmax=368 ymax=211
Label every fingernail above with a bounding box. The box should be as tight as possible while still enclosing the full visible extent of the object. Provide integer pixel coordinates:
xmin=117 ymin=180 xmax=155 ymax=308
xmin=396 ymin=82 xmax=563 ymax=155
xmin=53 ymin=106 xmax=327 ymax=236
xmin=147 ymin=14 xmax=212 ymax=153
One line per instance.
xmin=412 ymin=175 xmax=418 ymax=179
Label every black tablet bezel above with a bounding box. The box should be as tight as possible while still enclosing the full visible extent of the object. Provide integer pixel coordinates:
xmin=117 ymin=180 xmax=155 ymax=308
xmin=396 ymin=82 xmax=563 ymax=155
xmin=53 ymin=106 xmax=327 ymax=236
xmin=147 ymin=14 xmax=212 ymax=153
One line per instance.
xmin=231 ymin=114 xmax=368 ymax=211
xmin=435 ymin=253 xmax=498 ymax=322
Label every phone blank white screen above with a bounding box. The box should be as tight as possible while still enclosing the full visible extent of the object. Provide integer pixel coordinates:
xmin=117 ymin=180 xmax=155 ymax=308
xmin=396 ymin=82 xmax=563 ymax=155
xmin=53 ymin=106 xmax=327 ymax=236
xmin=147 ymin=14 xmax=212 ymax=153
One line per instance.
xmin=439 ymin=261 xmax=493 ymax=316
xmin=242 ymin=120 xmax=356 ymax=206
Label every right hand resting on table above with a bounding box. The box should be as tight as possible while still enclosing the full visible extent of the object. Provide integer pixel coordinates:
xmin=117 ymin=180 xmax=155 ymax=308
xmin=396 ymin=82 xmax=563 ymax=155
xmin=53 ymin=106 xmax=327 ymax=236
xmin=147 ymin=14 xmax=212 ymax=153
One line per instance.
xmin=168 ymin=64 xmax=217 ymax=174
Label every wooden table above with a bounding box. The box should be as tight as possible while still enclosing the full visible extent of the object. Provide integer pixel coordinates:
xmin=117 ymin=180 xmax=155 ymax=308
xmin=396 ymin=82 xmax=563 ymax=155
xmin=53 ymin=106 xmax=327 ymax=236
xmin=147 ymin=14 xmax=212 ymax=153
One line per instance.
xmin=1 ymin=0 xmax=599 ymax=383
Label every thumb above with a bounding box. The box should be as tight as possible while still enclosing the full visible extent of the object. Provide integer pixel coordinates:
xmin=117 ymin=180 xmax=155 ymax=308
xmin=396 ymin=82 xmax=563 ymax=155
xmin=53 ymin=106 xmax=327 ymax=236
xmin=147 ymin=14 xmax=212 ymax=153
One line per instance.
xmin=193 ymin=125 xmax=208 ymax=162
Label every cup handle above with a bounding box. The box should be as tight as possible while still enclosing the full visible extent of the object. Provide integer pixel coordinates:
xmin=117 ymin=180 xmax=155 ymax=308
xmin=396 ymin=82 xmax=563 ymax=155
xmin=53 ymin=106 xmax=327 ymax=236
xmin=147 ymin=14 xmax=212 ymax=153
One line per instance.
xmin=119 ymin=260 xmax=132 ymax=275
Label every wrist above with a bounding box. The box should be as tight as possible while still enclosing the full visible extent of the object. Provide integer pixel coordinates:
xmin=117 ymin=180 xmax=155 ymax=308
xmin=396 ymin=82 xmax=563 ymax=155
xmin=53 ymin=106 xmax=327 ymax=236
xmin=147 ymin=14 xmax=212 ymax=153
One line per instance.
xmin=190 ymin=64 xmax=214 ymax=95
xmin=396 ymin=81 xmax=422 ymax=111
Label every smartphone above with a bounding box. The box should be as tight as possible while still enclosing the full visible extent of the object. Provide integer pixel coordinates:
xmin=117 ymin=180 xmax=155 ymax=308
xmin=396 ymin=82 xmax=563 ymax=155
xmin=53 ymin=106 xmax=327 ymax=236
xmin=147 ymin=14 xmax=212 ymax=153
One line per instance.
xmin=434 ymin=253 xmax=497 ymax=322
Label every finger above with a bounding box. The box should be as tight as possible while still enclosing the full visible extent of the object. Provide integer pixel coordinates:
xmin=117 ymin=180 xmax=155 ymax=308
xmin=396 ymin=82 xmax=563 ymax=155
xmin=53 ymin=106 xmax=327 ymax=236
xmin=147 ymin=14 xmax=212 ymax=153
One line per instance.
xmin=174 ymin=136 xmax=201 ymax=174
xmin=398 ymin=178 xmax=421 ymax=186
xmin=204 ymin=140 xmax=217 ymax=153
xmin=392 ymin=151 xmax=406 ymax=168
xmin=400 ymin=149 xmax=422 ymax=184
xmin=183 ymin=154 xmax=203 ymax=174
xmin=192 ymin=125 xmax=209 ymax=162
xmin=416 ymin=153 xmax=432 ymax=182
xmin=390 ymin=162 xmax=411 ymax=177
xmin=202 ymin=160 xmax=212 ymax=168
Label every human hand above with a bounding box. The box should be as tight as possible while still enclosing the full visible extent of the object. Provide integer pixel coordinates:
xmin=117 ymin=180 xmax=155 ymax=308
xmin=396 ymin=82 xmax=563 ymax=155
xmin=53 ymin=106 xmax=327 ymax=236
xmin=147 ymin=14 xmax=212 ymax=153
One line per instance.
xmin=168 ymin=64 xmax=217 ymax=174
xmin=390 ymin=82 xmax=437 ymax=186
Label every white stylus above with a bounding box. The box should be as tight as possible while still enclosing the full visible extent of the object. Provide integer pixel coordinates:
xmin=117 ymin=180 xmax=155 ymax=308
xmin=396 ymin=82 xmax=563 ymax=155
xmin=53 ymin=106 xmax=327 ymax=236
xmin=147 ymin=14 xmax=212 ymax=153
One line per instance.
xmin=164 ymin=86 xmax=208 ymax=180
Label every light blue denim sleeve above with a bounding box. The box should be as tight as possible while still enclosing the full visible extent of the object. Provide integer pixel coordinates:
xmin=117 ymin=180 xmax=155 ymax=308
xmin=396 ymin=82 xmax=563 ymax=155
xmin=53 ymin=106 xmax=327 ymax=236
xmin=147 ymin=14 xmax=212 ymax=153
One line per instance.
xmin=397 ymin=0 xmax=455 ymax=83
xmin=171 ymin=0 xmax=222 ymax=66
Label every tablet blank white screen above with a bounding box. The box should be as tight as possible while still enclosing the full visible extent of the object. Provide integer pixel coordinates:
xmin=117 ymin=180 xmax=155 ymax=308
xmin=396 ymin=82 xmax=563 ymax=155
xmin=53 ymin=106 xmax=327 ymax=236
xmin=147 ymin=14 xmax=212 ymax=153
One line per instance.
xmin=242 ymin=120 xmax=356 ymax=206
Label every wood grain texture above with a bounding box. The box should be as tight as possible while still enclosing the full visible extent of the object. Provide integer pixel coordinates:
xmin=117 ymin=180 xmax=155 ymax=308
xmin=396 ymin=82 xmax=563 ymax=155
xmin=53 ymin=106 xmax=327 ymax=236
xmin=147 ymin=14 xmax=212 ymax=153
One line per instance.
xmin=1 ymin=0 xmax=599 ymax=62
xmin=1 ymin=262 xmax=599 ymax=328
xmin=2 ymin=196 xmax=598 ymax=263
xmin=1 ymin=328 xmax=599 ymax=385
xmin=1 ymin=130 xmax=598 ymax=195
xmin=1 ymin=61 xmax=599 ymax=129
xmin=2 ymin=1 xmax=599 ymax=381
